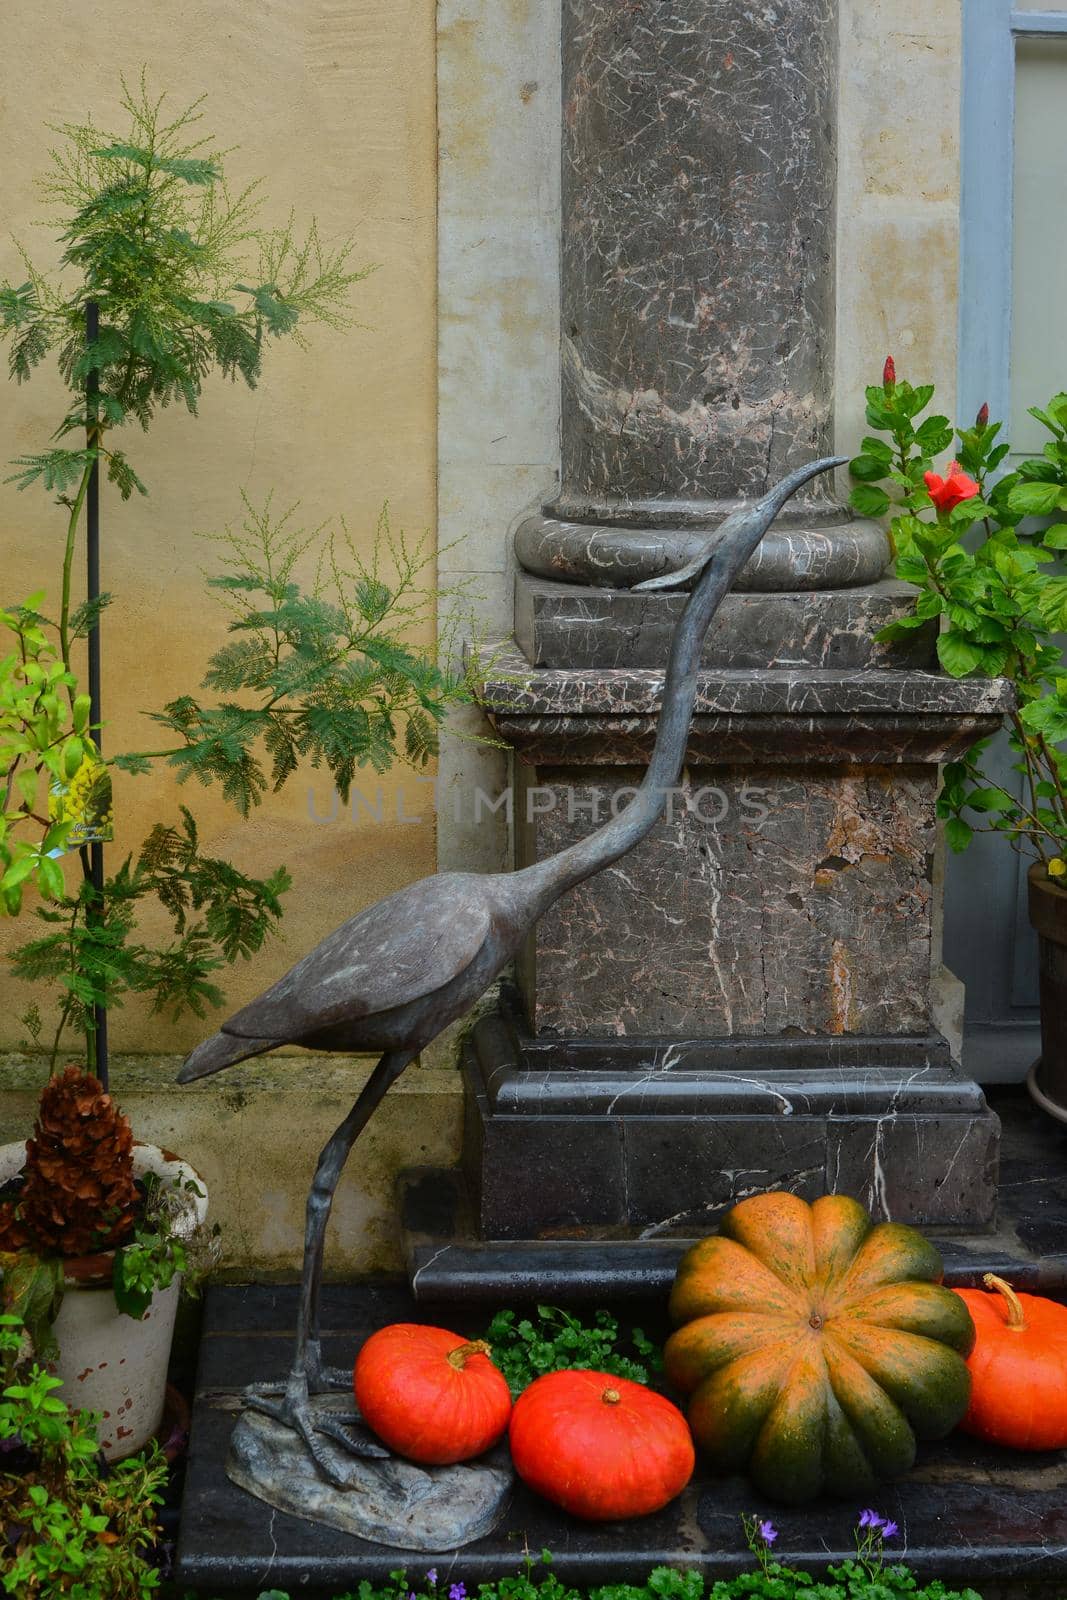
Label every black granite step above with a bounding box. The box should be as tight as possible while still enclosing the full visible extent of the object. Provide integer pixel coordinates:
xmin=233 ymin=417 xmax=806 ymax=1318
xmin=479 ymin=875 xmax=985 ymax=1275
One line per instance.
xmin=402 ymin=1089 xmax=1067 ymax=1302
xmin=177 ymin=1090 xmax=1067 ymax=1595
xmin=177 ymin=1280 xmax=1067 ymax=1599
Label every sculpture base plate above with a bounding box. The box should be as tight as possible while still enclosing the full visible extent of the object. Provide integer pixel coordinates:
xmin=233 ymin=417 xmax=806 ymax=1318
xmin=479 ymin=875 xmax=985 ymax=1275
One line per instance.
xmin=227 ymin=1394 xmax=513 ymax=1551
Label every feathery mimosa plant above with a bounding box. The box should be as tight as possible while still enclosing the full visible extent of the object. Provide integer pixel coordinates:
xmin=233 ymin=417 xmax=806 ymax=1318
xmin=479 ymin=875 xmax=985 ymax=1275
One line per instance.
xmin=0 ymin=74 xmax=363 ymax=1074
xmin=0 ymin=76 xmax=475 ymax=1075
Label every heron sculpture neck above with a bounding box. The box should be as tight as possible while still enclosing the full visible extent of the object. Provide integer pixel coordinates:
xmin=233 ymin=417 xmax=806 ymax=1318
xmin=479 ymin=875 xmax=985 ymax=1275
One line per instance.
xmin=517 ymin=455 xmax=844 ymax=913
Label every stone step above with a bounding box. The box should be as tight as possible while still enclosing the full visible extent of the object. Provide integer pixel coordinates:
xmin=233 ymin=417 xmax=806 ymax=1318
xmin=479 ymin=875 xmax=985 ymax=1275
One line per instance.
xmin=177 ymin=1280 xmax=1067 ymax=1598
xmin=400 ymin=1088 xmax=1067 ymax=1301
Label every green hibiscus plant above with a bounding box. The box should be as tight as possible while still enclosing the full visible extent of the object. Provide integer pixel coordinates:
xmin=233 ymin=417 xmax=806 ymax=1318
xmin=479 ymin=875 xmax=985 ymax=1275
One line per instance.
xmin=849 ymin=356 xmax=1067 ymax=879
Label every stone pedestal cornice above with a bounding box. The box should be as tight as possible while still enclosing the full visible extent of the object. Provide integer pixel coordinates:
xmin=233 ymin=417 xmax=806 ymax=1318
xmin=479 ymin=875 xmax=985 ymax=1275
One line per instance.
xmin=480 ymin=640 xmax=1015 ymax=766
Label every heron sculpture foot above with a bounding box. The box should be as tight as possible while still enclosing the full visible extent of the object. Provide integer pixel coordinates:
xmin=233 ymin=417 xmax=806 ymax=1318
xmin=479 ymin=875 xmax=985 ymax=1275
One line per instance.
xmin=243 ymin=1382 xmax=396 ymax=1491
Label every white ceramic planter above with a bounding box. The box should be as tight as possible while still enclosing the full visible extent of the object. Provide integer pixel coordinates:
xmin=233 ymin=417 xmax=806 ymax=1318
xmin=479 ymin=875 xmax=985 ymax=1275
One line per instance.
xmin=0 ymin=1140 xmax=208 ymax=1459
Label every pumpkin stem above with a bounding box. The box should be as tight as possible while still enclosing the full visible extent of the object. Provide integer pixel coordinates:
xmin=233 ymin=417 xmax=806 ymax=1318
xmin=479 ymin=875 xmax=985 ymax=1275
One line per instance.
xmin=447 ymin=1339 xmax=493 ymax=1369
xmin=602 ymin=1388 xmax=621 ymax=1405
xmin=983 ymin=1273 xmax=1027 ymax=1332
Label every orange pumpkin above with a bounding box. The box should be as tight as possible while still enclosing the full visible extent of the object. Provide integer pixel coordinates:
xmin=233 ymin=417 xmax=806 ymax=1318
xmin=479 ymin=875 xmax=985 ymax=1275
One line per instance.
xmin=955 ymin=1274 xmax=1067 ymax=1450
xmin=353 ymin=1323 xmax=511 ymax=1464
xmin=665 ymin=1191 xmax=976 ymax=1504
xmin=509 ymin=1369 xmax=695 ymax=1520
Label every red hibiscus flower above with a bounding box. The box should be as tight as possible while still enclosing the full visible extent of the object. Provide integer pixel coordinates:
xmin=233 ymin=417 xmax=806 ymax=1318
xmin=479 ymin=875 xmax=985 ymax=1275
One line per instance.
xmin=924 ymin=460 xmax=980 ymax=515
xmin=883 ymin=355 xmax=896 ymax=389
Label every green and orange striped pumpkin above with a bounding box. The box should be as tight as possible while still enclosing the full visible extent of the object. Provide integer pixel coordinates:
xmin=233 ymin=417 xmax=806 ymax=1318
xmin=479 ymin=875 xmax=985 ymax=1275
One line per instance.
xmin=665 ymin=1191 xmax=976 ymax=1504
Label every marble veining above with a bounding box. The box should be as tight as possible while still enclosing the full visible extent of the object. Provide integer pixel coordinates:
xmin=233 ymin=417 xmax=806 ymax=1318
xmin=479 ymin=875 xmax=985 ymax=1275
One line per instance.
xmin=515 ymin=576 xmax=937 ymax=670
xmin=554 ymin=0 xmax=840 ymax=513
xmin=520 ymin=766 xmax=936 ymax=1039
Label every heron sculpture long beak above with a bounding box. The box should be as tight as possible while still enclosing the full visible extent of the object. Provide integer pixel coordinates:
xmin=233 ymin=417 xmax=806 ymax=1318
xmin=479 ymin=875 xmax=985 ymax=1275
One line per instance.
xmin=632 ymin=455 xmax=848 ymax=594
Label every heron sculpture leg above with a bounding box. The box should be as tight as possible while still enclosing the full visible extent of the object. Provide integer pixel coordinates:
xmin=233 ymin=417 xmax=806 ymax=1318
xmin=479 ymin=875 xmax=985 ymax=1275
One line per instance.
xmin=244 ymin=1048 xmax=416 ymax=1488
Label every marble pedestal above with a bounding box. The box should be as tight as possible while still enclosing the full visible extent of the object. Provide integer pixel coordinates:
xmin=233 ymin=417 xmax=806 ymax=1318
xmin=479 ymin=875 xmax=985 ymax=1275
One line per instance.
xmin=462 ymin=989 xmax=1000 ymax=1238
xmin=459 ymin=616 xmax=1012 ymax=1238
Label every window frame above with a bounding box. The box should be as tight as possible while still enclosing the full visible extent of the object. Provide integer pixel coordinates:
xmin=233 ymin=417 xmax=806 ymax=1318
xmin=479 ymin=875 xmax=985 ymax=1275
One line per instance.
xmin=952 ymin=3 xmax=1067 ymax=1075
xmin=959 ymin=4 xmax=1067 ymax=421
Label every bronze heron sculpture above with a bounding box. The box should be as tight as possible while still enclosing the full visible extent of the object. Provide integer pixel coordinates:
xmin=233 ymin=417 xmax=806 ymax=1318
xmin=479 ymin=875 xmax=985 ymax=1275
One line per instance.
xmin=178 ymin=454 xmax=843 ymax=1484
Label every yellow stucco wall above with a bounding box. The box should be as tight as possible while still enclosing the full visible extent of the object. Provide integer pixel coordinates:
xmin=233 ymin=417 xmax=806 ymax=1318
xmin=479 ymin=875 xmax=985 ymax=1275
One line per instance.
xmin=0 ymin=1 xmax=439 ymax=1055
xmin=837 ymin=0 xmax=962 ymax=444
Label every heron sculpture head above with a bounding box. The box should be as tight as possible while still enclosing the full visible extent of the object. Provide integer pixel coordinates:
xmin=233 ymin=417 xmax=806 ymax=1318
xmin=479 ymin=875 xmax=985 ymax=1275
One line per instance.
xmin=632 ymin=455 xmax=847 ymax=595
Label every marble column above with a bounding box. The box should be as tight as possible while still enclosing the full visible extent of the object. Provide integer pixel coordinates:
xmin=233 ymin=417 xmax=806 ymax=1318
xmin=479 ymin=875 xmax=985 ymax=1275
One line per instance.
xmin=516 ymin=0 xmax=887 ymax=593
xmin=455 ymin=0 xmax=1005 ymax=1249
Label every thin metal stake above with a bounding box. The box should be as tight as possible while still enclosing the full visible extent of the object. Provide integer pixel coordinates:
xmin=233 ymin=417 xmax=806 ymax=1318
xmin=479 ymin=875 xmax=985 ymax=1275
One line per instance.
xmin=85 ymin=300 xmax=108 ymax=1090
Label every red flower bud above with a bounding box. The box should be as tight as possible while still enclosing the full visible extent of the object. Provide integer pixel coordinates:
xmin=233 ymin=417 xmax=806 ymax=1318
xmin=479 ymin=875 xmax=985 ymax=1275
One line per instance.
xmin=975 ymin=402 xmax=989 ymax=433
xmin=924 ymin=460 xmax=980 ymax=516
xmin=883 ymin=355 xmax=896 ymax=389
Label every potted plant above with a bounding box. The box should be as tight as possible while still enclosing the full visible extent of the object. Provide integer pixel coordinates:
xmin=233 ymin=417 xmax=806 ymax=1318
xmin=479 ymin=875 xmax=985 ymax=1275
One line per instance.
xmin=0 ymin=1067 xmax=211 ymax=1459
xmin=849 ymin=361 xmax=1067 ymax=1118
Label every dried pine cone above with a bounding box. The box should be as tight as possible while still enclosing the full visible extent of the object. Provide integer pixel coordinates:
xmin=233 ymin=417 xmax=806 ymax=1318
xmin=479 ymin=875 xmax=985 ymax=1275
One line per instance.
xmin=12 ymin=1066 xmax=138 ymax=1257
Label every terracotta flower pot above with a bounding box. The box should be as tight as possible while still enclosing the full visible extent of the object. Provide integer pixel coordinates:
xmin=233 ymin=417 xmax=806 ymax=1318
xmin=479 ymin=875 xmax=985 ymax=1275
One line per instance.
xmin=0 ymin=1140 xmax=208 ymax=1459
xmin=1027 ymin=864 xmax=1067 ymax=1123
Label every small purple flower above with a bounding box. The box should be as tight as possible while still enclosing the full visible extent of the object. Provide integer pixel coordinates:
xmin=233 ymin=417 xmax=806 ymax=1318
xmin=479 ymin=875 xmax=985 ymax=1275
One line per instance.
xmin=880 ymin=1521 xmax=899 ymax=1540
xmin=427 ymin=1573 xmax=438 ymax=1587
xmin=449 ymin=1585 xmax=467 ymax=1600
xmin=758 ymin=1520 xmax=778 ymax=1546
xmin=858 ymin=1509 xmax=882 ymax=1529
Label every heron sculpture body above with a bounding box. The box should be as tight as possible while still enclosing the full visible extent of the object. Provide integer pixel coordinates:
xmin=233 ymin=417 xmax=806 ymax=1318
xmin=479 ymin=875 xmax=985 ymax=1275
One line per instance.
xmin=178 ymin=455 xmax=843 ymax=1484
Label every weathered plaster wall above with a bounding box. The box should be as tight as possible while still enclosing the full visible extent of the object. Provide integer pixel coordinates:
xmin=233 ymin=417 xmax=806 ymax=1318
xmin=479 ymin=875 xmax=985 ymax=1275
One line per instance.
xmin=0 ymin=0 xmax=439 ymax=1056
xmin=836 ymin=0 xmax=962 ymax=440
xmin=0 ymin=1056 xmax=461 ymax=1278
xmin=434 ymin=0 xmax=562 ymax=899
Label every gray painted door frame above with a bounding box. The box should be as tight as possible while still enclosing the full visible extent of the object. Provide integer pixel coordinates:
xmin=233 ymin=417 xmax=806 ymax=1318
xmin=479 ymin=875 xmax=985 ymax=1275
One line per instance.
xmin=951 ymin=4 xmax=1067 ymax=1080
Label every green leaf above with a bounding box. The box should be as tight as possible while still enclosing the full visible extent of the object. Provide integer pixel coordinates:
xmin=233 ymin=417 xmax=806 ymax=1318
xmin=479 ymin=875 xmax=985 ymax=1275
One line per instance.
xmin=1030 ymin=403 xmax=1067 ymax=438
xmin=1042 ymin=523 xmax=1067 ymax=550
xmin=1016 ymin=458 xmax=1060 ymax=482
xmin=914 ymin=414 xmax=953 ymax=451
xmin=849 ymin=453 xmax=888 ymax=483
xmin=5 ymin=449 xmax=93 ymax=495
xmin=1039 ymin=577 xmax=1067 ymax=631
xmin=966 ymin=789 xmax=1015 ymax=814
xmin=860 ymin=436 xmax=894 ymax=464
xmin=937 ymin=632 xmax=984 ymax=677
xmin=1008 ymin=480 xmax=1064 ymax=517
xmin=945 ymin=818 xmax=975 ymax=853
xmin=899 ymin=382 xmax=935 ymax=418
xmin=154 ymin=155 xmax=222 ymax=186
xmin=849 ymin=483 xmax=891 ymax=518
xmin=914 ymin=589 xmax=945 ymax=620
xmin=894 ymin=552 xmax=928 ymax=585
xmin=111 ymin=1249 xmax=153 ymax=1320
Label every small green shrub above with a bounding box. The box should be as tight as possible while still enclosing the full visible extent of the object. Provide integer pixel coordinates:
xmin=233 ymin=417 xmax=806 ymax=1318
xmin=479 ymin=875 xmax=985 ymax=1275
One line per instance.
xmin=483 ymin=1305 xmax=663 ymax=1397
xmin=234 ymin=1539 xmax=985 ymax=1600
xmin=0 ymin=1313 xmax=165 ymax=1597
xmin=848 ymin=362 xmax=1067 ymax=877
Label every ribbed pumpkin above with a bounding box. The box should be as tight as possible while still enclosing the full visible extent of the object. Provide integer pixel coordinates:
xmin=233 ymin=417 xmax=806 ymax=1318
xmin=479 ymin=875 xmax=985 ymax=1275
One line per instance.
xmin=955 ymin=1274 xmax=1067 ymax=1450
xmin=353 ymin=1323 xmax=511 ymax=1465
xmin=509 ymin=1369 xmax=695 ymax=1520
xmin=665 ymin=1191 xmax=975 ymax=1504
